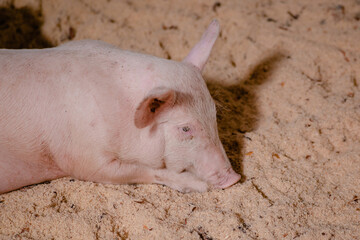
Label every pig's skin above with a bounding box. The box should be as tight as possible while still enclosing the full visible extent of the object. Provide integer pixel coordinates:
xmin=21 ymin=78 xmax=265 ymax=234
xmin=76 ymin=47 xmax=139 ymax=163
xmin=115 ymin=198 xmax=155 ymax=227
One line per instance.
xmin=0 ymin=20 xmax=241 ymax=194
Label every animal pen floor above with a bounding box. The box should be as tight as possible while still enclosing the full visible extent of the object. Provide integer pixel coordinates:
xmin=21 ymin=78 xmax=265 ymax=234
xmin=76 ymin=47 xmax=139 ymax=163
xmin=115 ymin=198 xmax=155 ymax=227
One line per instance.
xmin=0 ymin=0 xmax=359 ymax=239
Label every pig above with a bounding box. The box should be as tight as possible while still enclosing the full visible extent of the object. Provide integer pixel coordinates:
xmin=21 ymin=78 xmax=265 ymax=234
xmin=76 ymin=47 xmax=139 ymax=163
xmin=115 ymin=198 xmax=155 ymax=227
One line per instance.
xmin=0 ymin=20 xmax=241 ymax=194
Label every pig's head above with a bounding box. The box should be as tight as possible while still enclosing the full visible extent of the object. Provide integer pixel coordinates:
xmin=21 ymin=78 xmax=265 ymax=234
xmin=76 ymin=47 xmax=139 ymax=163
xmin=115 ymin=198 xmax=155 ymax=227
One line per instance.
xmin=134 ymin=20 xmax=241 ymax=190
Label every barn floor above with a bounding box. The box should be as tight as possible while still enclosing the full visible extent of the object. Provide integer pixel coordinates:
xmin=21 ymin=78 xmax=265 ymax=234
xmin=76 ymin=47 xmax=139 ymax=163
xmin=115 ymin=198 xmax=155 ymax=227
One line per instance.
xmin=0 ymin=0 xmax=359 ymax=239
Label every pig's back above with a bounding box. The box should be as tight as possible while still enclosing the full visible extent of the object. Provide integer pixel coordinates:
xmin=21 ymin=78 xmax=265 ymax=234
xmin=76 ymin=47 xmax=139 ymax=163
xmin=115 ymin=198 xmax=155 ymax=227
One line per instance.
xmin=0 ymin=43 xmax=142 ymax=174
xmin=0 ymin=47 xmax=110 ymax=169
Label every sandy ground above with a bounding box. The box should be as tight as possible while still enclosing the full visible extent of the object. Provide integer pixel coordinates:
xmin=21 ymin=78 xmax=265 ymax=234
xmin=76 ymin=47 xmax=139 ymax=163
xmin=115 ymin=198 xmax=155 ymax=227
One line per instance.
xmin=0 ymin=0 xmax=359 ymax=239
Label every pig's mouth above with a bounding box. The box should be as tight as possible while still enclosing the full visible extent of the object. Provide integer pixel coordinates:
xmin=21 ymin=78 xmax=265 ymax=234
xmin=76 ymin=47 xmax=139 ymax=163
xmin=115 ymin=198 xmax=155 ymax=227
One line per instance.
xmin=208 ymin=167 xmax=241 ymax=189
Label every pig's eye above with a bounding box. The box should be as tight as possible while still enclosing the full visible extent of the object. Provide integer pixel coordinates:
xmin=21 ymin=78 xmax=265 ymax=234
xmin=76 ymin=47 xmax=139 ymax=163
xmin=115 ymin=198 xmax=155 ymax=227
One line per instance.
xmin=182 ymin=126 xmax=190 ymax=132
xmin=178 ymin=125 xmax=194 ymax=140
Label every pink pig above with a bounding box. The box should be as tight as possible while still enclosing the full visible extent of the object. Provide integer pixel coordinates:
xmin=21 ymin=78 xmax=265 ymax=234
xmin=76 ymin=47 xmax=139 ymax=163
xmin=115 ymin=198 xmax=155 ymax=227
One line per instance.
xmin=0 ymin=20 xmax=240 ymax=194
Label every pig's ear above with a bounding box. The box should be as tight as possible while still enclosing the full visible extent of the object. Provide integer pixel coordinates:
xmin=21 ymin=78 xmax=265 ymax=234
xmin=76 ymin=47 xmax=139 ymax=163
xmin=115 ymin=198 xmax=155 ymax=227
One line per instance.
xmin=183 ymin=19 xmax=220 ymax=72
xmin=134 ymin=87 xmax=176 ymax=128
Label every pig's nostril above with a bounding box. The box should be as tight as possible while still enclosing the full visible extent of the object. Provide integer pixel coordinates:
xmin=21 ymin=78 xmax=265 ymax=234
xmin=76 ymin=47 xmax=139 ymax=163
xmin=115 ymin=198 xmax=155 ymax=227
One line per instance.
xmin=216 ymin=172 xmax=241 ymax=189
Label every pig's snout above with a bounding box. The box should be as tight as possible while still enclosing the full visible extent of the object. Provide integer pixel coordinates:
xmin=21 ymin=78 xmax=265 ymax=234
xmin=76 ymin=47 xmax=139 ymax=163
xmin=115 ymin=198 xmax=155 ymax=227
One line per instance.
xmin=210 ymin=167 xmax=241 ymax=189
xmin=193 ymin=146 xmax=241 ymax=189
xmin=216 ymin=168 xmax=241 ymax=189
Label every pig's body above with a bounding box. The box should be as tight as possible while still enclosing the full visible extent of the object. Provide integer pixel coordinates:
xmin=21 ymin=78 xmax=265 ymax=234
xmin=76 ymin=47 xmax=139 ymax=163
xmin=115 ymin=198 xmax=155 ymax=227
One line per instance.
xmin=0 ymin=20 xmax=241 ymax=194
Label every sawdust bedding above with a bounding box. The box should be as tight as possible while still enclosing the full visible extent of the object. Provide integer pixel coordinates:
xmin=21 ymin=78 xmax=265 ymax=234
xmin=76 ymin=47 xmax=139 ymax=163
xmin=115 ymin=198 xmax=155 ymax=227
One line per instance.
xmin=0 ymin=0 xmax=359 ymax=239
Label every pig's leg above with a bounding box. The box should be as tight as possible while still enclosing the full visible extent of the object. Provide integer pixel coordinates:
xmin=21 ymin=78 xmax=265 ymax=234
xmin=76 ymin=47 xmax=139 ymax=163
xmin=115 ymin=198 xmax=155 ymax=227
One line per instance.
xmin=0 ymin=150 xmax=66 ymax=194
xmin=154 ymin=170 xmax=209 ymax=193
xmin=88 ymin=160 xmax=208 ymax=192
